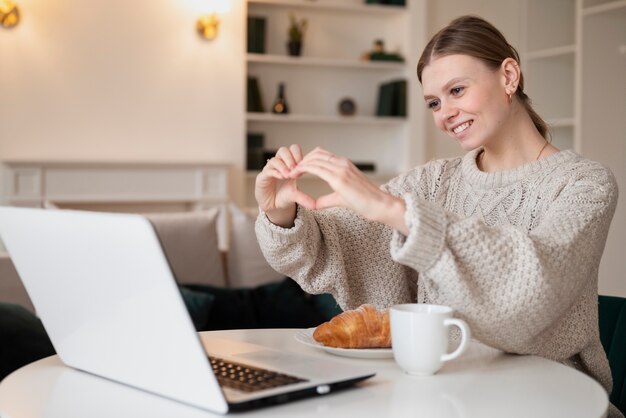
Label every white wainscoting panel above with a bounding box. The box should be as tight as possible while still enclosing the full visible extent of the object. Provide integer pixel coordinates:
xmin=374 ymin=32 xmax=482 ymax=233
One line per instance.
xmin=2 ymin=161 xmax=231 ymax=249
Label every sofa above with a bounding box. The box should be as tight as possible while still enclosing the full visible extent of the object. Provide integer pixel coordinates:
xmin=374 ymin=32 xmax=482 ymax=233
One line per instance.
xmin=0 ymin=204 xmax=342 ymax=380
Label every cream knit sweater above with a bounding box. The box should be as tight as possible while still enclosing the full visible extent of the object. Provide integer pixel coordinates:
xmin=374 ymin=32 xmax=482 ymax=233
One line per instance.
xmin=255 ymin=148 xmax=620 ymax=416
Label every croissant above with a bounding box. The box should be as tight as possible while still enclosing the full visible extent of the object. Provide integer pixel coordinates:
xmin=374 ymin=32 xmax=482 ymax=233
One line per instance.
xmin=313 ymin=304 xmax=391 ymax=348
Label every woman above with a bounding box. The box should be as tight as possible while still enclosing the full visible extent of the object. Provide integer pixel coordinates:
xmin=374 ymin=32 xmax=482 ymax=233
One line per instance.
xmin=254 ymin=15 xmax=620 ymax=417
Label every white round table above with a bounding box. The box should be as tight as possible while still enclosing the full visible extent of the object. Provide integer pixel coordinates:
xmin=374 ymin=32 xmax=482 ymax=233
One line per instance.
xmin=0 ymin=329 xmax=609 ymax=418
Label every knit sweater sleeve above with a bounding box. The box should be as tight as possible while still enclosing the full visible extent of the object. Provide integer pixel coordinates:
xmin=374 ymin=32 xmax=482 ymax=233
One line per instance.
xmin=254 ymin=204 xmax=416 ymax=311
xmin=390 ymin=163 xmax=619 ymax=353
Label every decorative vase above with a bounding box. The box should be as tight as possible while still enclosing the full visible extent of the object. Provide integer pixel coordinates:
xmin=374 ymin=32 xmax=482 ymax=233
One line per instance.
xmin=287 ymin=41 xmax=302 ymax=57
xmin=272 ymin=83 xmax=289 ymax=114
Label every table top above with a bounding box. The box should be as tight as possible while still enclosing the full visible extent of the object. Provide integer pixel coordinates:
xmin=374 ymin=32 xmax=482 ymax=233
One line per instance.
xmin=0 ymin=329 xmax=609 ymax=418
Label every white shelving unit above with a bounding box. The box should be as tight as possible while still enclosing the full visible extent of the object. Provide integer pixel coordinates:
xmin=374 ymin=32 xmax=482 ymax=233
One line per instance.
xmin=520 ymin=0 xmax=625 ymax=296
xmin=247 ymin=53 xmax=407 ymax=70
xmin=524 ymin=45 xmax=577 ymax=60
xmin=581 ymin=0 xmax=626 ymax=14
xmin=246 ymin=112 xmax=407 ymax=125
xmin=247 ymin=0 xmax=407 ymax=14
xmin=579 ymin=0 xmax=626 ymax=296
xmin=245 ymin=0 xmax=425 ymax=206
xmin=521 ymin=0 xmax=578 ymax=152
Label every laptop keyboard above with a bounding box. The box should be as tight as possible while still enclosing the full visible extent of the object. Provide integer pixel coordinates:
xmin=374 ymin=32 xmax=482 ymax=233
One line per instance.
xmin=209 ymin=356 xmax=309 ymax=393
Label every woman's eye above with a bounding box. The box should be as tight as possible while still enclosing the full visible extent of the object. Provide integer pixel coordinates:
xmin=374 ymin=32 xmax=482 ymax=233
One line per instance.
xmin=451 ymin=86 xmax=464 ymax=95
xmin=427 ymin=100 xmax=440 ymax=110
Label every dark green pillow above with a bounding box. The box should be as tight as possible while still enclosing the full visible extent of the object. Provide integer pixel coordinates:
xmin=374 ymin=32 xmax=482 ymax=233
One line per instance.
xmin=0 ymin=302 xmax=55 ymax=381
xmin=251 ymin=279 xmax=329 ymax=328
xmin=311 ymin=293 xmax=343 ymax=321
xmin=598 ymin=295 xmax=626 ymax=414
xmin=179 ymin=286 xmax=216 ymax=331
xmin=184 ymin=278 xmax=331 ymax=331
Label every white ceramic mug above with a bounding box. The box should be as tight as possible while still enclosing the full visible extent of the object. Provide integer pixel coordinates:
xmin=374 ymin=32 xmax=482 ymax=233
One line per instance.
xmin=390 ymin=304 xmax=470 ymax=376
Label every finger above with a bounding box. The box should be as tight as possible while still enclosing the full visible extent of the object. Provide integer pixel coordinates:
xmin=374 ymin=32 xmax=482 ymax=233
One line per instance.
xmin=291 ymin=189 xmax=317 ymax=210
xmin=302 ymin=151 xmax=349 ymax=169
xmin=262 ymin=159 xmax=281 ymax=177
xmin=289 ymin=144 xmax=303 ymax=163
xmin=291 ymin=161 xmax=336 ymax=183
xmin=315 ymin=192 xmax=345 ymax=210
xmin=276 ymin=146 xmax=297 ymax=169
xmin=301 ymin=146 xmax=333 ymax=163
xmin=267 ymin=156 xmax=291 ymax=178
xmin=287 ymin=169 xmax=306 ymax=179
xmin=293 ymin=153 xmax=352 ymax=178
xmin=258 ymin=165 xmax=287 ymax=181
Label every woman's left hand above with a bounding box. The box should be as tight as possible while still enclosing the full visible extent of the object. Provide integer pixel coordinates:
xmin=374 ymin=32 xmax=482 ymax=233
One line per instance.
xmin=290 ymin=147 xmax=408 ymax=233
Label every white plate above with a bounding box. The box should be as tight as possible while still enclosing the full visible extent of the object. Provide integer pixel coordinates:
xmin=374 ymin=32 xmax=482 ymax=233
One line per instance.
xmin=294 ymin=328 xmax=394 ymax=359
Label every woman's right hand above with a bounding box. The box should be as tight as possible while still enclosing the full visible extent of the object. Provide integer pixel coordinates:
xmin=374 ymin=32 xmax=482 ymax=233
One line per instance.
xmin=255 ymin=144 xmax=316 ymax=228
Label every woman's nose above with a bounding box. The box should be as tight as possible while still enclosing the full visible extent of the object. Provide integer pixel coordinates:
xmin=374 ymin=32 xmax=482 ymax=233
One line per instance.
xmin=441 ymin=101 xmax=459 ymax=122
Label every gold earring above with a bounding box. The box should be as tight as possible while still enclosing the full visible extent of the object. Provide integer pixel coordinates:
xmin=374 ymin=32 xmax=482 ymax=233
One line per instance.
xmin=507 ymin=83 xmax=517 ymax=104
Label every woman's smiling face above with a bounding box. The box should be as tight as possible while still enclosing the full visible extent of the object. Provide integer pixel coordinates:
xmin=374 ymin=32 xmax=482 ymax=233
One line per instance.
xmin=421 ymin=54 xmax=510 ymax=151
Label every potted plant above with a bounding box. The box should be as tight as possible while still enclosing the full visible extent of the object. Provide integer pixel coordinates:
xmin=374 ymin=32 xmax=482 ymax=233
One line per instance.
xmin=287 ymin=13 xmax=307 ymax=56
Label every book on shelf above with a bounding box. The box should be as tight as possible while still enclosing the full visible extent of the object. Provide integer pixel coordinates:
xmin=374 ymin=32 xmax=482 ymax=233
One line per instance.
xmin=246 ymin=133 xmax=265 ymax=171
xmin=354 ymin=162 xmax=376 ymax=172
xmin=369 ymin=52 xmax=404 ymax=62
xmin=376 ymin=79 xmax=406 ymax=117
xmin=247 ymin=16 xmax=266 ymax=54
xmin=376 ymin=82 xmax=394 ymax=117
xmin=395 ymin=79 xmax=407 ymax=117
xmin=247 ymin=77 xmax=265 ymax=113
xmin=263 ymin=150 xmax=278 ymax=162
xmin=364 ymin=0 xmax=406 ymax=5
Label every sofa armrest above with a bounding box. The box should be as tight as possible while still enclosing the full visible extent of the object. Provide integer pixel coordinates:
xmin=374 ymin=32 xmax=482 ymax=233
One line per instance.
xmin=0 ymin=252 xmax=34 ymax=312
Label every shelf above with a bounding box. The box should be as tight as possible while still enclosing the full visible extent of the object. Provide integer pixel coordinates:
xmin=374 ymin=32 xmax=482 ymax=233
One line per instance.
xmin=244 ymin=0 xmax=417 ymax=209
xmin=547 ymin=118 xmax=576 ymax=128
xmin=247 ymin=53 xmax=407 ymax=70
xmin=523 ymin=0 xmax=576 ymax=52
xmin=525 ymin=52 xmax=575 ymax=120
xmin=246 ymin=113 xmax=407 ymax=125
xmin=583 ymin=0 xmax=626 ymax=15
xmin=247 ymin=0 xmax=407 ymax=15
xmin=525 ymin=45 xmax=576 ymax=60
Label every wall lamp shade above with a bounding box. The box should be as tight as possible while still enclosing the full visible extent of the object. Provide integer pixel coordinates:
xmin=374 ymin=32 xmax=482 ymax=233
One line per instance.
xmin=0 ymin=0 xmax=19 ymax=29
xmin=196 ymin=1 xmax=230 ymax=41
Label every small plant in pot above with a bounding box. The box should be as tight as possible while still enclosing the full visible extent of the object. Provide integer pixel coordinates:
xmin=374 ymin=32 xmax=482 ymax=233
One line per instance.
xmin=287 ymin=13 xmax=307 ymax=56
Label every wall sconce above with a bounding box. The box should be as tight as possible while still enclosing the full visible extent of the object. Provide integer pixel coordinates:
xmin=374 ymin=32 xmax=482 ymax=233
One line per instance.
xmin=0 ymin=0 xmax=20 ymax=29
xmin=196 ymin=0 xmax=230 ymax=41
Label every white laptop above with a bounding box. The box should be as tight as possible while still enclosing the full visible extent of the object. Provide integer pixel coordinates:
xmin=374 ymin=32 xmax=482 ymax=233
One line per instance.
xmin=0 ymin=206 xmax=376 ymax=414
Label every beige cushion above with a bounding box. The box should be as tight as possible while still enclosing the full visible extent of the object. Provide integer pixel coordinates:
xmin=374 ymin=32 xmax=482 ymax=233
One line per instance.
xmin=146 ymin=209 xmax=226 ymax=287
xmin=227 ymin=204 xmax=284 ymax=288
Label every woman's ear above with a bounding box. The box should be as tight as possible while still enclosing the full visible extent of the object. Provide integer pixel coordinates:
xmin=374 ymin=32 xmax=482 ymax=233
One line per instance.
xmin=501 ymin=57 xmax=521 ymax=95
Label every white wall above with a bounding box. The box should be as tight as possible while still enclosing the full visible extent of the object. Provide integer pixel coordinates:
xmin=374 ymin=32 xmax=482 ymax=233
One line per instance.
xmin=0 ymin=0 xmax=246 ymax=202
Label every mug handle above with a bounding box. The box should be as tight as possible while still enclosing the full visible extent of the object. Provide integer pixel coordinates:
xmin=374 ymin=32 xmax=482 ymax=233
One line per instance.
xmin=440 ymin=318 xmax=471 ymax=363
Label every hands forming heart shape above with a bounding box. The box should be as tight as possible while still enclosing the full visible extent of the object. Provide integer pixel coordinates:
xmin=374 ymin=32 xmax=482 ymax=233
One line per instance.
xmin=255 ymin=144 xmax=407 ymax=234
